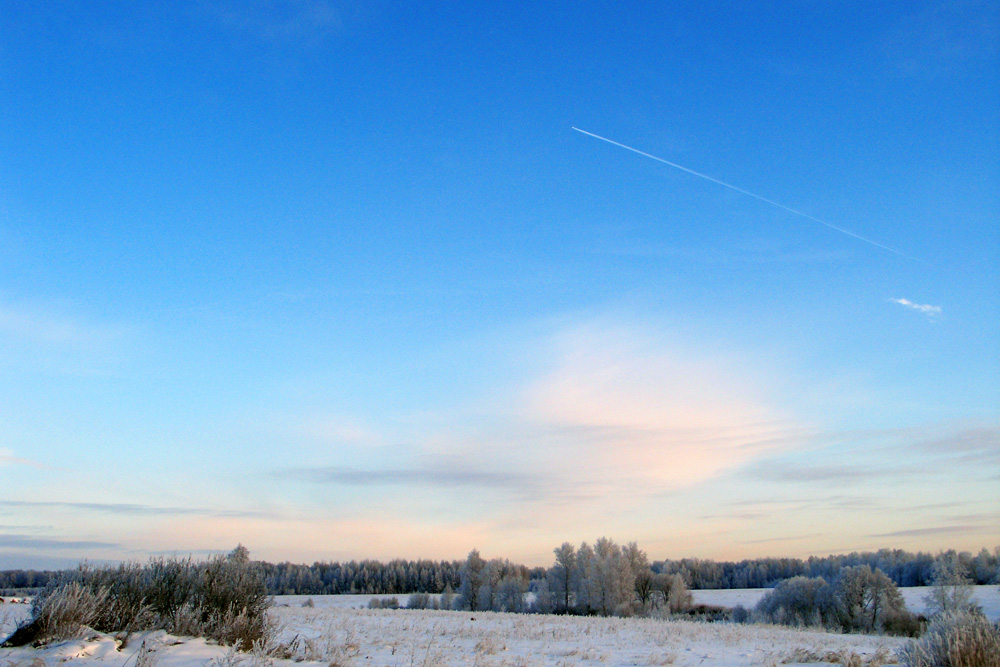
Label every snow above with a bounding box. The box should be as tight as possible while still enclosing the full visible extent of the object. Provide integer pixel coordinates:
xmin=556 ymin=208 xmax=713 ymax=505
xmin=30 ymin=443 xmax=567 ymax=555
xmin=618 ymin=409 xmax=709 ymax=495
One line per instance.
xmin=2 ymin=587 xmax=997 ymax=667
xmin=264 ymin=605 xmax=904 ymax=666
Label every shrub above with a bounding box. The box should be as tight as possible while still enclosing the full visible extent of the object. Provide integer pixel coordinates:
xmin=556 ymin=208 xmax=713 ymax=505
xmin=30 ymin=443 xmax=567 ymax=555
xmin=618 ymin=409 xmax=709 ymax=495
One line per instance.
xmin=29 ymin=582 xmax=108 ymax=641
xmin=897 ymin=610 xmax=1000 ymax=667
xmin=200 ymin=546 xmax=271 ymax=647
xmin=754 ymin=576 xmax=835 ymax=628
xmin=2 ymin=545 xmax=272 ymax=649
xmin=740 ymin=569 xmax=920 ymax=636
xmin=673 ymin=604 xmax=730 ymax=622
xmin=406 ymin=593 xmax=431 ymax=610
xmin=881 ymin=608 xmax=925 ymax=638
xmin=367 ymin=597 xmax=399 ymax=609
xmin=731 ymin=604 xmax=751 ymax=624
xmin=835 ymin=565 xmax=916 ymax=634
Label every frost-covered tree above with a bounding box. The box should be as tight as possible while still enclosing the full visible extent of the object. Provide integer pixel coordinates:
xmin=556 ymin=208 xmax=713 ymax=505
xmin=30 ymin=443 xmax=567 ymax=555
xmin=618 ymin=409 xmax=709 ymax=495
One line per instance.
xmin=590 ymin=537 xmax=618 ymax=616
xmin=581 ymin=537 xmax=636 ymax=616
xmin=548 ymin=542 xmax=577 ymax=613
xmin=441 ymin=583 xmax=455 ymax=610
xmin=456 ymin=549 xmax=486 ymax=611
xmin=573 ymin=542 xmax=596 ymax=614
xmin=496 ymin=575 xmax=528 ymax=613
xmin=476 ymin=559 xmax=503 ymax=612
xmin=664 ymin=573 xmax=692 ymax=613
xmin=754 ymin=576 xmax=836 ymax=627
xmin=623 ymin=541 xmax=650 ymax=611
xmin=531 ymin=577 xmax=553 ymax=614
xmin=970 ymin=547 xmax=999 ymax=585
xmin=924 ymin=553 xmax=977 ymax=616
xmin=836 ymin=565 xmax=907 ymax=632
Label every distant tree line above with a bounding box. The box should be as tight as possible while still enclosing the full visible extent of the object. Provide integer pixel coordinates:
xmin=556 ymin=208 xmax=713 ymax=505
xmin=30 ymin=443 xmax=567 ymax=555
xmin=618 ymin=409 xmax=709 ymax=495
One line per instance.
xmin=0 ymin=570 xmax=58 ymax=595
xmin=652 ymin=547 xmax=999 ymax=589
xmin=2 ymin=546 xmax=996 ymax=597
xmin=259 ymin=558 xmax=465 ymax=595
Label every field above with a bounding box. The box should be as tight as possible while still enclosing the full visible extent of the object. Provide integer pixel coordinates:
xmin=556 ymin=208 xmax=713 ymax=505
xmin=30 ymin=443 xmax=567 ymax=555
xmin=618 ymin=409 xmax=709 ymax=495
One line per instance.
xmin=1 ymin=588 xmax=998 ymax=667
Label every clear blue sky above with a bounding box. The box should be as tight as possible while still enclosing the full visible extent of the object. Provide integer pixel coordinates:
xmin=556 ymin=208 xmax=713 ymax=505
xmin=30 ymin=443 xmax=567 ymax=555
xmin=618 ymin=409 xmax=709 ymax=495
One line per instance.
xmin=1 ymin=1 xmax=997 ymax=568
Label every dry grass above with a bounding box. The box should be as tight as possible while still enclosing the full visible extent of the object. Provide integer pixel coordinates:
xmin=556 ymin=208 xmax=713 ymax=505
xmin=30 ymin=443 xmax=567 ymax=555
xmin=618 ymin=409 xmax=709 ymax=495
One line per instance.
xmin=8 ymin=549 xmax=271 ymax=650
xmin=897 ymin=611 xmax=1000 ymax=667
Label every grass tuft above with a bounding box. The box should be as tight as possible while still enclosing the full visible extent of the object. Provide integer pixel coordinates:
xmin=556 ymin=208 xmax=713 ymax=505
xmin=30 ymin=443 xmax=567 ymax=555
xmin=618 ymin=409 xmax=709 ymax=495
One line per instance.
xmin=897 ymin=610 xmax=1000 ymax=667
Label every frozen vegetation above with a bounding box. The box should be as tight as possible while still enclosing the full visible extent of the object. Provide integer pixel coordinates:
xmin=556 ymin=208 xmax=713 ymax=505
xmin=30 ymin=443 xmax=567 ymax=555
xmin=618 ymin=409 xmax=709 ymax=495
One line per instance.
xmin=2 ymin=544 xmax=998 ymax=666
xmin=0 ymin=598 xmax=909 ymax=667
xmin=3 ymin=589 xmax=1000 ymax=666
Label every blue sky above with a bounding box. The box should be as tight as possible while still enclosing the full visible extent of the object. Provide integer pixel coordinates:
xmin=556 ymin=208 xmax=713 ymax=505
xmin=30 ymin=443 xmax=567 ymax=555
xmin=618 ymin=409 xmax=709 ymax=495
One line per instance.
xmin=1 ymin=1 xmax=997 ymax=569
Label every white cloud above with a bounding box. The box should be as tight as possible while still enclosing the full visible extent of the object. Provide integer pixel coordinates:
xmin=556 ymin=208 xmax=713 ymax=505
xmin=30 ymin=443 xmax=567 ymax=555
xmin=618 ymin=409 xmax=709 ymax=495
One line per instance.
xmin=265 ymin=317 xmax=812 ymax=543
xmin=0 ymin=449 xmax=48 ymax=469
xmin=0 ymin=303 xmax=130 ymax=349
xmin=516 ymin=321 xmax=806 ymax=495
xmin=891 ymin=298 xmax=942 ymax=317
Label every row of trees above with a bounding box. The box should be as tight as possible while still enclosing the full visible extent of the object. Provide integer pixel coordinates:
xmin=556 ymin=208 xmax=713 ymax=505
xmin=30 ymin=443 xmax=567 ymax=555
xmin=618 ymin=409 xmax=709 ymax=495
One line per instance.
xmin=3 ymin=546 xmax=996 ymax=597
xmin=653 ymin=547 xmax=999 ymax=589
xmin=452 ymin=538 xmax=691 ymax=617
xmin=456 ymin=552 xmax=532 ymax=612
xmin=258 ymin=558 xmax=465 ymax=595
xmin=0 ymin=569 xmax=55 ymax=595
xmin=544 ymin=538 xmax=690 ymax=616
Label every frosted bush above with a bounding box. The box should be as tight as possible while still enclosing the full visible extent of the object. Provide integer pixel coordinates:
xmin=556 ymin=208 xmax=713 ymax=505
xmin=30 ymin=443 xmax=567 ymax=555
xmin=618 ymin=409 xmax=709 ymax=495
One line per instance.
xmin=897 ymin=610 xmax=1000 ymax=667
xmin=3 ymin=545 xmax=272 ymax=649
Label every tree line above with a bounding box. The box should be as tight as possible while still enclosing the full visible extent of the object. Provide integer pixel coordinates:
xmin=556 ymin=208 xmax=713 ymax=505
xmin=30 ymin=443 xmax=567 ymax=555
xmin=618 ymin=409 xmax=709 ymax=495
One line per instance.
xmin=652 ymin=547 xmax=999 ymax=589
xmin=2 ymin=546 xmax=996 ymax=596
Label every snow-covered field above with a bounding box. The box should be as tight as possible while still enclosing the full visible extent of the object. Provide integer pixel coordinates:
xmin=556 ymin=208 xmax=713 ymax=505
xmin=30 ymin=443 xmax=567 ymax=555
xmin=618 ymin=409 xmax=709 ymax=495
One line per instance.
xmin=1 ymin=587 xmax=997 ymax=667
xmin=2 ymin=606 xmax=903 ymax=667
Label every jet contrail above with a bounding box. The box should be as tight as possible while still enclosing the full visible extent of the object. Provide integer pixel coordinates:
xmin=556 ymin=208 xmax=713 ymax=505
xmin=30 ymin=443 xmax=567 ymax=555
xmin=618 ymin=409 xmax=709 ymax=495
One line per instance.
xmin=572 ymin=127 xmax=917 ymax=260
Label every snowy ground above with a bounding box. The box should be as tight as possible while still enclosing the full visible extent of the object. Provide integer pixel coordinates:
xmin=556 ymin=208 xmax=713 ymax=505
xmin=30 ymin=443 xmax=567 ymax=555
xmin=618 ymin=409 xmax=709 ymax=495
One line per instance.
xmin=1 ymin=587 xmax=997 ymax=667
xmin=271 ymin=586 xmax=1000 ymax=620
xmin=2 ymin=606 xmax=903 ymax=667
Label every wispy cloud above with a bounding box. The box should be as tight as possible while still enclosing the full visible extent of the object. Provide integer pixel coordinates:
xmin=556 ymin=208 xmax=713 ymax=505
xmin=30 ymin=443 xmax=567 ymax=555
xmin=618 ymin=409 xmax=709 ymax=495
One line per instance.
xmin=0 ymin=301 xmax=134 ymax=375
xmin=883 ymin=0 xmax=999 ymax=77
xmin=0 ymin=303 xmax=130 ymax=349
xmin=0 ymin=449 xmax=49 ymax=469
xmin=517 ymin=321 xmax=807 ymax=495
xmin=278 ymin=415 xmax=380 ymax=445
xmin=916 ymin=423 xmax=1000 ymax=464
xmin=261 ymin=317 xmax=813 ymax=541
xmin=752 ymin=463 xmax=893 ymax=484
xmin=0 ymin=534 xmax=121 ymax=550
xmin=891 ymin=298 xmax=941 ymax=317
xmin=275 ymin=465 xmax=538 ymax=492
xmin=742 ymin=533 xmax=823 ymax=545
xmin=0 ymin=500 xmax=269 ymax=519
xmin=869 ymin=525 xmax=982 ymax=538
xmin=209 ymin=0 xmax=343 ymax=44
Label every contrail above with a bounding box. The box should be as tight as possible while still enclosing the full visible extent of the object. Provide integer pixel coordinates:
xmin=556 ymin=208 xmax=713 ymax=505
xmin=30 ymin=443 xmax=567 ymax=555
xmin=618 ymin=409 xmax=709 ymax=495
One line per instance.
xmin=572 ymin=127 xmax=917 ymax=260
